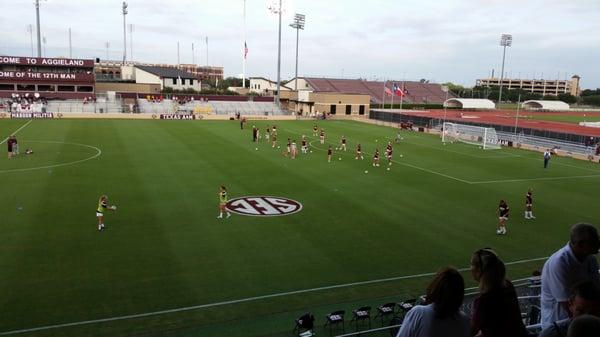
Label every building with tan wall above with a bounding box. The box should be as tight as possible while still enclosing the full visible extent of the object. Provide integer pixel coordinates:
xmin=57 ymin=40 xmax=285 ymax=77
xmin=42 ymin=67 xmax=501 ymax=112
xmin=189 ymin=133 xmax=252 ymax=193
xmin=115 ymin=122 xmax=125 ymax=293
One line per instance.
xmin=290 ymin=91 xmax=370 ymax=116
xmin=476 ymin=75 xmax=581 ymax=96
xmin=95 ymin=82 xmax=161 ymax=94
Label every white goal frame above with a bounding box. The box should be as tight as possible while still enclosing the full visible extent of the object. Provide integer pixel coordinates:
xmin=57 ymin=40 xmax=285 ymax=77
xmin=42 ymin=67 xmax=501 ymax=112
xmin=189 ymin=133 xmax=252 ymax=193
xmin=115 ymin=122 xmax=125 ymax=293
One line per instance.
xmin=442 ymin=122 xmax=501 ymax=150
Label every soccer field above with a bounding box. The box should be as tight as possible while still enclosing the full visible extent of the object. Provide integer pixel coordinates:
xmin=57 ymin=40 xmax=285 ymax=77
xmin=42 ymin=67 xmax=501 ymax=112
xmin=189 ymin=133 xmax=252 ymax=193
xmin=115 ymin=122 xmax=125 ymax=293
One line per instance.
xmin=1 ymin=119 xmax=599 ymax=337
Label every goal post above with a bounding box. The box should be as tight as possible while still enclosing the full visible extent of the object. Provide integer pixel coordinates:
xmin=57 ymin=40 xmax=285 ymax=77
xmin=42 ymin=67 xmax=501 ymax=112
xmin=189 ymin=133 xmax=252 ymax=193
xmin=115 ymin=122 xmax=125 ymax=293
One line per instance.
xmin=442 ymin=122 xmax=501 ymax=150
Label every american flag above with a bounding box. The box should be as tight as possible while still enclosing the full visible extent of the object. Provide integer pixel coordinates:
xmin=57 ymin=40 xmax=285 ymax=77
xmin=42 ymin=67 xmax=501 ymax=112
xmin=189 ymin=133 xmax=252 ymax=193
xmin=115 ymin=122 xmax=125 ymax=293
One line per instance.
xmin=384 ymin=86 xmax=393 ymax=96
xmin=244 ymin=42 xmax=248 ymax=59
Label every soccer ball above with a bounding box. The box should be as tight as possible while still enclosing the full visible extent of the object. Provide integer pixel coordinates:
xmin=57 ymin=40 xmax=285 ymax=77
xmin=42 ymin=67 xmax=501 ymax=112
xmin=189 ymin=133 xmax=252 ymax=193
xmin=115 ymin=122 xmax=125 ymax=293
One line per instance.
xmin=255 ymin=148 xmax=258 ymax=151
xmin=387 ymin=167 xmax=390 ymax=171
xmin=112 ymin=205 xmax=117 ymax=210
xmin=400 ymin=154 xmax=403 ymax=158
xmin=375 ymin=139 xmax=378 ymax=142
xmin=364 ymin=170 xmax=368 ymax=173
xmin=310 ymin=150 xmax=313 ymax=153
xmin=278 ymin=146 xmax=281 ymax=149
xmin=338 ymin=157 xmax=342 ymax=161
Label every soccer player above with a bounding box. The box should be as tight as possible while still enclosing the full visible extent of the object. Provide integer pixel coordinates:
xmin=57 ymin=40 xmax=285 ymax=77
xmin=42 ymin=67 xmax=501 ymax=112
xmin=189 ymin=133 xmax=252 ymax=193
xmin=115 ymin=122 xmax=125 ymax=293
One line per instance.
xmin=96 ymin=195 xmax=116 ymax=231
xmin=252 ymin=125 xmax=257 ymax=142
xmin=285 ymin=138 xmax=292 ymax=157
xmin=525 ymin=188 xmax=535 ymax=219
xmin=256 ymin=128 xmax=260 ymax=142
xmin=301 ymin=136 xmax=308 ymax=154
xmin=355 ymin=143 xmax=363 ymax=160
xmin=543 ymin=149 xmax=551 ymax=168
xmin=320 ymin=129 xmax=326 ymax=144
xmin=313 ymin=124 xmax=318 ymax=137
xmin=271 ymin=126 xmax=278 ymax=148
xmin=327 ymin=145 xmax=333 ymax=163
xmin=290 ymin=140 xmax=297 ymax=159
xmin=497 ymin=200 xmax=509 ymax=235
xmin=217 ymin=186 xmax=231 ymax=219
xmin=7 ymin=135 xmax=14 ymax=159
xmin=12 ymin=135 xmax=18 ymax=155
xmin=373 ymin=148 xmax=380 ymax=167
xmin=265 ymin=125 xmax=270 ymax=142
xmin=385 ymin=142 xmax=393 ymax=166
xmin=340 ymin=136 xmax=347 ymax=151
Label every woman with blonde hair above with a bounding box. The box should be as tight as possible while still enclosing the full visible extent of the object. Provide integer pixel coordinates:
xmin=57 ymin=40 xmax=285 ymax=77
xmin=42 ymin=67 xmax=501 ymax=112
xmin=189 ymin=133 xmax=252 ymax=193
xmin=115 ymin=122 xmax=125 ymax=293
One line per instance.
xmin=470 ymin=248 xmax=527 ymax=337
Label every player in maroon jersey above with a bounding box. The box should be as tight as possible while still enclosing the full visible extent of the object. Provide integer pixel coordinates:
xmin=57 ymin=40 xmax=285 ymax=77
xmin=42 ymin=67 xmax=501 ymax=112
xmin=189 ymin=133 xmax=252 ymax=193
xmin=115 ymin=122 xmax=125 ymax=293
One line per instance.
xmin=285 ymin=138 xmax=292 ymax=157
xmin=301 ymin=136 xmax=308 ymax=154
xmin=525 ymin=188 xmax=535 ymax=219
xmin=385 ymin=142 xmax=393 ymax=166
xmin=313 ymin=124 xmax=318 ymax=137
xmin=373 ymin=148 xmax=380 ymax=167
xmin=327 ymin=145 xmax=333 ymax=163
xmin=340 ymin=136 xmax=347 ymax=151
xmin=271 ymin=125 xmax=278 ymax=148
xmin=497 ymin=200 xmax=509 ymax=235
xmin=7 ymin=135 xmax=15 ymax=159
xmin=320 ymin=129 xmax=326 ymax=144
xmin=355 ymin=143 xmax=363 ymax=160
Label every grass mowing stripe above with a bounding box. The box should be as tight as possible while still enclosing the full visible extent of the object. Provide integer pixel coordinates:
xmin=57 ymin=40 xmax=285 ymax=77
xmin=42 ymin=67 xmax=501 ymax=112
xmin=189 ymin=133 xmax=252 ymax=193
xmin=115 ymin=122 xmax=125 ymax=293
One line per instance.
xmin=0 ymin=256 xmax=548 ymax=336
xmin=0 ymin=120 xmax=32 ymax=145
xmin=471 ymin=173 xmax=600 ymax=184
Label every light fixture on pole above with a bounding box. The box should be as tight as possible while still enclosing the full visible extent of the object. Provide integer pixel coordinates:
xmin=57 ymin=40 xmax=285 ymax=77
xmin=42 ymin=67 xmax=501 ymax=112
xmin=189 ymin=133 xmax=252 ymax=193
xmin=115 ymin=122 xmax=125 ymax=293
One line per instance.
xmin=68 ymin=27 xmax=72 ymax=58
xmin=290 ymin=13 xmax=305 ymax=92
xmin=122 ymin=2 xmax=128 ymax=64
xmin=268 ymin=0 xmax=283 ymax=108
xmin=498 ymin=34 xmax=512 ymax=105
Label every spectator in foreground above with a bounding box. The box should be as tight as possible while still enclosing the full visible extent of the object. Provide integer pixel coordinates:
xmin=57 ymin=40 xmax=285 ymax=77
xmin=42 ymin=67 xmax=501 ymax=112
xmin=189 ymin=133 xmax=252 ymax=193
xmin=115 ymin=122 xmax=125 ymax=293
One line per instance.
xmin=539 ymin=281 xmax=600 ymax=337
xmin=396 ymin=267 xmax=469 ymax=337
xmin=541 ymin=223 xmax=600 ymax=328
xmin=567 ymin=314 xmax=600 ymax=337
xmin=470 ymin=248 xmax=528 ymax=337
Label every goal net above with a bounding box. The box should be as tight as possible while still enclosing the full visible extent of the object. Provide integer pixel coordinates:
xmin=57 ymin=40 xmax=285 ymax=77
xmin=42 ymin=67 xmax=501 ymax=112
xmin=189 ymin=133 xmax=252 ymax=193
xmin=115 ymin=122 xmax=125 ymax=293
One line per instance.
xmin=442 ymin=122 xmax=501 ymax=149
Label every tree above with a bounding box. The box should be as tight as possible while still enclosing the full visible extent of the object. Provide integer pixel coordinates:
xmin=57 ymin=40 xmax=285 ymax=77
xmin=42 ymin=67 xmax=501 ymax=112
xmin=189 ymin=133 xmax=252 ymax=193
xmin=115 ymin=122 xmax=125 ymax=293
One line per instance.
xmin=582 ymin=95 xmax=600 ymax=106
xmin=557 ymin=93 xmax=577 ymax=104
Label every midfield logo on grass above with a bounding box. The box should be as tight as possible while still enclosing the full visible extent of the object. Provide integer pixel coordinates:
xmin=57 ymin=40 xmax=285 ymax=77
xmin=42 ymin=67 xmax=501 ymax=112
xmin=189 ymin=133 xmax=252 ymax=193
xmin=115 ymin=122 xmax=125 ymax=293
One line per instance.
xmin=159 ymin=114 xmax=195 ymax=120
xmin=226 ymin=196 xmax=303 ymax=217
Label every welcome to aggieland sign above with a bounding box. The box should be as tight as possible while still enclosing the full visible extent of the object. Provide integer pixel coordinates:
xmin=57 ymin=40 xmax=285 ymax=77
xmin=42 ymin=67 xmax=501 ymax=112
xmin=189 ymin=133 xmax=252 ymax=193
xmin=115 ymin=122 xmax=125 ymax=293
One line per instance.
xmin=0 ymin=71 xmax=94 ymax=82
xmin=0 ymin=56 xmax=94 ymax=68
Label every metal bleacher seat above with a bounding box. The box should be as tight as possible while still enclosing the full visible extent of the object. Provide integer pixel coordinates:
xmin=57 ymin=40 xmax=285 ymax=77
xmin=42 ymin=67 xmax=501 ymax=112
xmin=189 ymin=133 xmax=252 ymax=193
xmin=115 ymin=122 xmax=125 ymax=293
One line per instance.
xmin=293 ymin=312 xmax=315 ymax=336
xmin=324 ymin=310 xmax=345 ymax=335
xmin=397 ymin=298 xmax=417 ymax=320
xmin=350 ymin=306 xmax=371 ymax=330
xmin=375 ymin=302 xmax=396 ymax=325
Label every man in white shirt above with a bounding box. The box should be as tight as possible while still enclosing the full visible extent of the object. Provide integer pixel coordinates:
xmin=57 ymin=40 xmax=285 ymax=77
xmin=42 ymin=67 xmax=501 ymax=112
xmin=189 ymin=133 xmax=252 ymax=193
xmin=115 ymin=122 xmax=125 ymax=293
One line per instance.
xmin=541 ymin=223 xmax=600 ymax=328
xmin=544 ymin=149 xmax=552 ymax=168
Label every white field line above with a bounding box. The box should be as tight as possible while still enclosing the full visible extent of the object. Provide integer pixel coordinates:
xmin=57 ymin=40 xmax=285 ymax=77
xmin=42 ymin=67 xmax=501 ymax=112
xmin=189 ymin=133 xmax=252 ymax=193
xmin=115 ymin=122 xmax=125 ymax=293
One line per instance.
xmin=0 ymin=140 xmax=102 ymax=174
xmin=471 ymin=173 xmax=600 ymax=184
xmin=0 ymin=120 xmax=33 ymax=145
xmin=0 ymin=256 xmax=548 ymax=335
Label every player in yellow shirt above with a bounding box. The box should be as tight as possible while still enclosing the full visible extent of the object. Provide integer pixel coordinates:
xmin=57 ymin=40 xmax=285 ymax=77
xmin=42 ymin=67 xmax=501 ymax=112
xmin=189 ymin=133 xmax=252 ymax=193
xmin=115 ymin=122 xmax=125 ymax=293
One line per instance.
xmin=217 ymin=186 xmax=232 ymax=219
xmin=96 ymin=195 xmax=117 ymax=231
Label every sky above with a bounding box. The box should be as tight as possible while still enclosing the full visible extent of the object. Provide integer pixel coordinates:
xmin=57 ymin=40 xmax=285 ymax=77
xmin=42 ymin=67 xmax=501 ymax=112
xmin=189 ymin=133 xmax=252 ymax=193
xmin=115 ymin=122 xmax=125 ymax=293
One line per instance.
xmin=1 ymin=0 xmax=599 ymax=89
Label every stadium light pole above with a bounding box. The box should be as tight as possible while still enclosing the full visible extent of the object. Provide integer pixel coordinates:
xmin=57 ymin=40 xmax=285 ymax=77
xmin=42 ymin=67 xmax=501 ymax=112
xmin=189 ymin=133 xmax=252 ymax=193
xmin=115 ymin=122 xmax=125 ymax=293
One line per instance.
xmin=34 ymin=0 xmax=45 ymax=57
xmin=514 ymin=93 xmax=521 ymax=139
xmin=441 ymin=85 xmax=449 ymax=142
xmin=27 ymin=25 xmax=34 ymax=57
xmin=290 ymin=13 xmax=305 ymax=91
xmin=105 ymin=41 xmax=110 ymax=61
xmin=268 ymin=0 xmax=283 ymax=109
xmin=498 ymin=34 xmax=512 ymax=105
xmin=122 ymin=2 xmax=128 ymax=65
xmin=129 ymin=24 xmax=134 ymax=62
xmin=42 ymin=36 xmax=47 ymax=57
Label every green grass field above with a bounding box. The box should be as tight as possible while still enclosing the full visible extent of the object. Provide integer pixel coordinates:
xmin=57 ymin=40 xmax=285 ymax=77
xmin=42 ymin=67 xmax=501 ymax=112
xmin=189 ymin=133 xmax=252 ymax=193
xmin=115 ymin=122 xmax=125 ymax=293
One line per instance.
xmin=525 ymin=113 xmax=600 ymax=124
xmin=1 ymin=119 xmax=600 ymax=337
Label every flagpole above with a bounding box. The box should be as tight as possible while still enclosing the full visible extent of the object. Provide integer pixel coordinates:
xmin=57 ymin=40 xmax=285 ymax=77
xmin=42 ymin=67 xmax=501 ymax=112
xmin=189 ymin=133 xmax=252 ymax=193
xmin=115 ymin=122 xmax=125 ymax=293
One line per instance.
xmin=381 ymin=79 xmax=385 ymax=109
xmin=400 ymin=80 xmax=404 ymax=110
xmin=242 ymin=0 xmax=246 ymax=88
xmin=391 ymin=82 xmax=395 ymax=110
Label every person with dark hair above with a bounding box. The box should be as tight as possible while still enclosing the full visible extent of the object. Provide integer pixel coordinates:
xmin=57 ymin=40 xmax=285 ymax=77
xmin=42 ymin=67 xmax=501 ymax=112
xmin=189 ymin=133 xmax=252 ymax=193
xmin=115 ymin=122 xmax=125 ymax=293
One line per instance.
xmin=396 ymin=267 xmax=469 ymax=337
xmin=470 ymin=248 xmax=528 ymax=337
xmin=497 ymin=200 xmax=509 ymax=235
xmin=567 ymin=314 xmax=600 ymax=337
xmin=539 ymin=281 xmax=600 ymax=337
xmin=541 ymin=223 xmax=600 ymax=328
xmin=216 ymin=186 xmax=231 ymax=219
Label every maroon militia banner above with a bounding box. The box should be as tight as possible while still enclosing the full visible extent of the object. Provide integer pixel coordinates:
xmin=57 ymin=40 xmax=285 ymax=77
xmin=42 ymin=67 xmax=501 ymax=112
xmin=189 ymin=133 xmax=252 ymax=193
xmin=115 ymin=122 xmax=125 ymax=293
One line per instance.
xmin=0 ymin=71 xmax=95 ymax=82
xmin=0 ymin=56 xmax=94 ymax=68
xmin=11 ymin=112 xmax=54 ymax=119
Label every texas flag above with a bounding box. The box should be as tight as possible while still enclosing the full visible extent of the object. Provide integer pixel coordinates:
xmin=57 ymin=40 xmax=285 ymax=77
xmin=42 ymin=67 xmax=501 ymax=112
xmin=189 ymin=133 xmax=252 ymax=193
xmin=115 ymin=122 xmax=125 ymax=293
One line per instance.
xmin=393 ymin=83 xmax=405 ymax=97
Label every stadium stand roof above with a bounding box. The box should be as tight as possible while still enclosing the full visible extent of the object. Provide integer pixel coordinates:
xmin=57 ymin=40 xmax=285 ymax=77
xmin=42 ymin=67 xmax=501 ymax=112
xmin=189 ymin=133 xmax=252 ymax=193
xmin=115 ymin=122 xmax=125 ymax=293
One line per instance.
xmin=287 ymin=77 xmax=454 ymax=104
xmin=522 ymin=100 xmax=570 ymax=111
xmin=136 ymin=65 xmax=197 ymax=79
xmin=444 ymin=98 xmax=496 ymax=109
